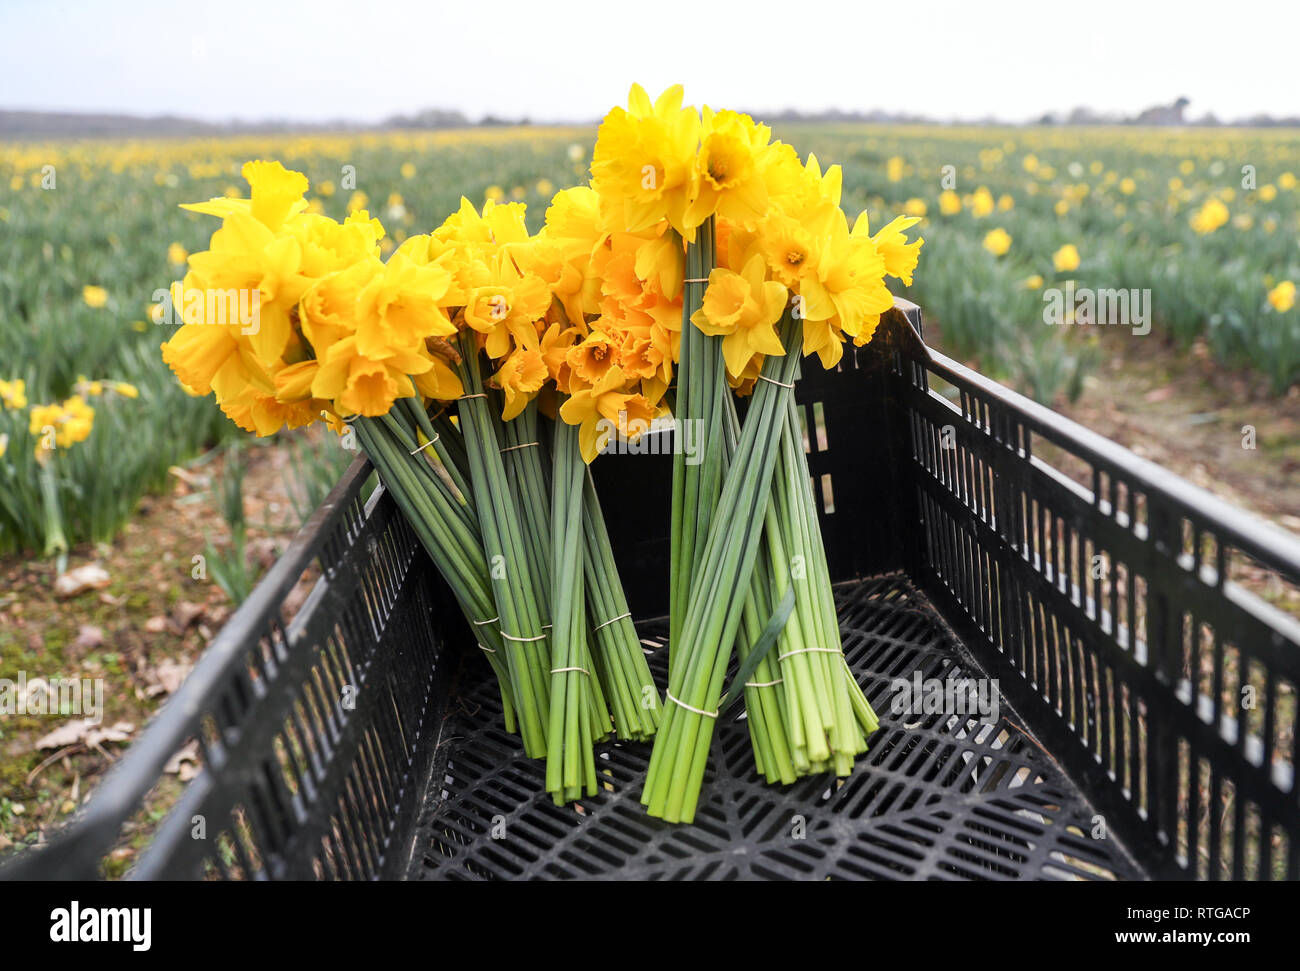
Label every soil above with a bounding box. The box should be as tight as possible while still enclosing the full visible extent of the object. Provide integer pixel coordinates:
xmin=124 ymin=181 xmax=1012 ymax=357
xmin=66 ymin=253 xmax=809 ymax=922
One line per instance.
xmin=0 ymin=441 xmax=305 ymax=875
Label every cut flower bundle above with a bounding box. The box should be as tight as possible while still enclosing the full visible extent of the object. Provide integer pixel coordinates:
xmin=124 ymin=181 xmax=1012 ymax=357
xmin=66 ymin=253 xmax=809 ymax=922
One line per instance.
xmin=161 ymin=84 xmax=922 ymax=822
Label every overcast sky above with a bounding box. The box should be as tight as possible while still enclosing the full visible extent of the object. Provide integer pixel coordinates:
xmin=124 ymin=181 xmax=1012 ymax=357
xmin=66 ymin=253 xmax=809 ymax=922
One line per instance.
xmin=3 ymin=0 xmax=1297 ymax=124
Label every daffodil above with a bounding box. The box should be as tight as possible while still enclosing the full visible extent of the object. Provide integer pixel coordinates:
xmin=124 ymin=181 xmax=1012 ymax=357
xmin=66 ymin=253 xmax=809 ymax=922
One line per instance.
xmin=29 ymin=396 xmax=95 ymax=453
xmin=682 ymin=107 xmax=774 ymax=230
xmin=1191 ymin=198 xmax=1229 ymax=234
xmin=591 ymin=84 xmax=701 ymax=239
xmin=310 ymin=336 xmax=418 ymax=417
xmin=0 ymin=378 xmax=26 ymax=410
xmin=566 ymin=330 xmax=623 ymax=386
xmin=857 ymin=213 xmax=924 ymax=286
xmin=493 ymin=346 xmax=548 ymax=420
xmin=968 ymin=186 xmax=995 ymax=217
xmin=691 ymin=254 xmax=788 ymax=378
xmin=983 ymin=228 xmax=1012 ymax=256
xmin=353 ymin=251 xmax=455 ymax=361
xmin=559 ymin=366 xmax=656 ymax=463
xmin=1053 ymin=244 xmax=1081 ymax=272
xmin=1268 ymin=280 xmax=1296 ymax=313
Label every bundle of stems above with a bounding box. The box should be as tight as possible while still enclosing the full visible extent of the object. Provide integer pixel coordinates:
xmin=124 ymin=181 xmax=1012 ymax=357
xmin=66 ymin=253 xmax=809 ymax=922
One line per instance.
xmin=724 ymin=405 xmax=799 ymax=786
xmin=351 ymin=411 xmax=521 ymax=734
xmin=547 ymin=416 xmax=610 ymax=803
xmin=652 ymin=214 xmax=881 ymax=819
xmin=645 ymin=310 xmax=804 ymax=823
xmin=499 ymin=398 xmax=553 ymax=620
xmin=763 ymin=396 xmax=877 ymax=775
xmin=582 ymin=469 xmax=660 ymax=740
xmin=453 ymin=332 xmax=552 ymax=758
xmin=667 ymin=218 xmax=727 ymax=670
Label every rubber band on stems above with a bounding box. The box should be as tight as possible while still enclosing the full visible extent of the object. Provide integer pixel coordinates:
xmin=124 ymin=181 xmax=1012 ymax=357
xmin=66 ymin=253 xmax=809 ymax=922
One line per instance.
xmin=499 ymin=441 xmax=539 ymax=453
xmin=777 ymin=647 xmax=840 ymax=661
xmin=500 ymin=631 xmax=547 ymax=643
xmin=550 ymin=666 xmax=590 ymax=677
xmin=745 ymin=678 xmax=784 ymax=688
xmin=409 ymin=434 xmax=440 ymax=455
xmin=458 ymin=393 xmax=488 ymax=401
xmin=665 ymin=691 xmax=718 ymax=718
xmin=472 ymin=616 xmax=499 ymax=627
xmin=593 ymin=611 xmax=631 ymax=632
xmin=757 ymin=375 xmax=795 ymax=389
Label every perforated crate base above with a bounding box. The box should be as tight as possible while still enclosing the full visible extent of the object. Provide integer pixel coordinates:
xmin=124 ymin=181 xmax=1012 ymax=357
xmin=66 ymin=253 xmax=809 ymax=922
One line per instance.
xmin=405 ymin=574 xmax=1147 ymax=880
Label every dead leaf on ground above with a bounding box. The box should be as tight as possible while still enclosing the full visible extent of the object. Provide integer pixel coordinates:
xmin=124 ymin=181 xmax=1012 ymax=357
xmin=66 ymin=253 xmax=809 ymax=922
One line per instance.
xmin=1143 ymin=386 xmax=1174 ymax=403
xmin=73 ymin=625 xmax=104 ymax=651
xmin=53 ymin=564 xmax=111 ymax=599
xmin=145 ymin=658 xmax=193 ymax=697
xmin=34 ymin=719 xmax=134 ymax=752
xmin=172 ymin=601 xmax=205 ymax=630
xmin=163 ymin=740 xmax=201 ymax=782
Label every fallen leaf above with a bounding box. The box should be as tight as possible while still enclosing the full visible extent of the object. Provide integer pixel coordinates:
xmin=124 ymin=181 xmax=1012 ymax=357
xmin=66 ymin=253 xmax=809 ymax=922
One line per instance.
xmin=73 ymin=625 xmax=104 ymax=651
xmin=144 ymin=616 xmax=168 ymax=634
xmin=1143 ymin=386 xmax=1174 ymax=403
xmin=172 ymin=601 xmax=205 ymax=630
xmin=34 ymin=719 xmax=133 ymax=751
xmin=146 ymin=658 xmax=193 ymax=697
xmin=53 ymin=564 xmax=111 ymax=599
xmin=164 ymin=740 xmax=201 ymax=782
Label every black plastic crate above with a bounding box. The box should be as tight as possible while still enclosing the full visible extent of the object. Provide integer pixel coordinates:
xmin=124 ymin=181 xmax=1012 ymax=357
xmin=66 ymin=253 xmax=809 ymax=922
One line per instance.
xmin=5 ymin=299 xmax=1299 ymax=881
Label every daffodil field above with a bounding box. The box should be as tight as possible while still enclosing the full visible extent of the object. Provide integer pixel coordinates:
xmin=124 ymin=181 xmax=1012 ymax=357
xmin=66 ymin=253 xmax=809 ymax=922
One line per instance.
xmin=800 ymin=124 xmax=1300 ymax=401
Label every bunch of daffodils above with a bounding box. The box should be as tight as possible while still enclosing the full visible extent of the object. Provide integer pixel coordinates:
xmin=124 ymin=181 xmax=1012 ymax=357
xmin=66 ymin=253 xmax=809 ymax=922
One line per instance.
xmin=585 ymin=85 xmax=922 ymax=823
xmin=161 ymin=84 xmax=923 ymax=822
xmin=163 ymin=161 xmax=662 ymax=806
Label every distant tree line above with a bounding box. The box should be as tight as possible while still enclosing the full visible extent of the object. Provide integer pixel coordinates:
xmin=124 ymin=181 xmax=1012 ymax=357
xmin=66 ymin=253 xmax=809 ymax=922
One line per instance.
xmin=2 ymin=97 xmax=1295 ymax=139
